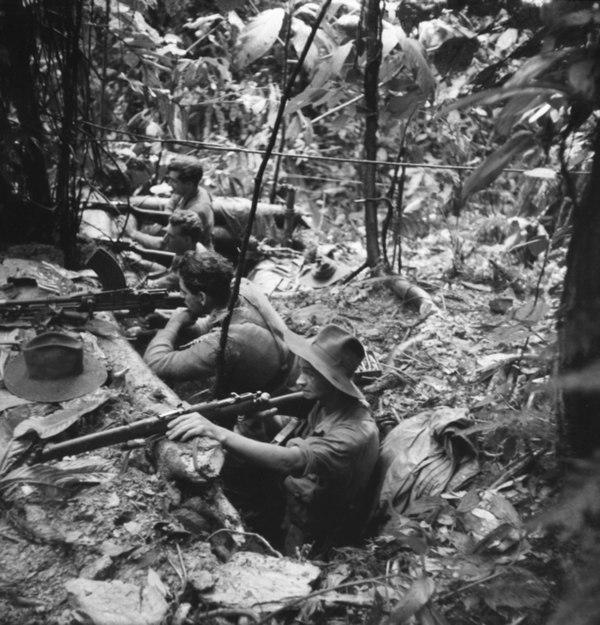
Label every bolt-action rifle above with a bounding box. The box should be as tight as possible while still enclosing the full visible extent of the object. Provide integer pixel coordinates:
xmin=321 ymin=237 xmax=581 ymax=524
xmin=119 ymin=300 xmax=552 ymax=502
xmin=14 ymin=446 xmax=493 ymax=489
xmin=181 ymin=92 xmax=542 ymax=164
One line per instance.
xmin=93 ymin=239 xmax=175 ymax=268
xmin=35 ymin=391 xmax=305 ymax=463
xmin=86 ymin=199 xmax=174 ymax=227
xmin=0 ymin=288 xmax=184 ymax=321
xmin=87 ymin=198 xmax=308 ymax=230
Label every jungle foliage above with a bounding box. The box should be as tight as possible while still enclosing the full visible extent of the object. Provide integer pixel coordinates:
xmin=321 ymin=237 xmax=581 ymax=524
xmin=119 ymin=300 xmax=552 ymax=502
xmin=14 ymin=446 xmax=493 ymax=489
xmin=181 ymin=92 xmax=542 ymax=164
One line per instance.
xmin=2 ymin=3 xmax=600 ymax=622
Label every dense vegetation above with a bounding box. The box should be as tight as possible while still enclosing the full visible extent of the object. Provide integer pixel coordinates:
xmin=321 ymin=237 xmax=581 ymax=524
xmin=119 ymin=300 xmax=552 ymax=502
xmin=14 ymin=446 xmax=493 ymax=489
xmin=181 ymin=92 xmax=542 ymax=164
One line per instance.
xmin=2 ymin=1 xmax=600 ymax=623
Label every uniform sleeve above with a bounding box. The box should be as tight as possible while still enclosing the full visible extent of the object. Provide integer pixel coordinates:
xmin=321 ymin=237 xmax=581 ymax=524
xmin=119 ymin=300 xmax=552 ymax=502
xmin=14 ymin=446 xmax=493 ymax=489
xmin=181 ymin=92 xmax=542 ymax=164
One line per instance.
xmin=132 ymin=231 xmax=164 ymax=250
xmin=166 ymin=196 xmax=178 ymax=212
xmin=152 ymin=271 xmax=179 ymax=290
xmin=143 ymin=324 xmax=219 ymax=381
xmin=188 ymin=189 xmax=214 ymax=247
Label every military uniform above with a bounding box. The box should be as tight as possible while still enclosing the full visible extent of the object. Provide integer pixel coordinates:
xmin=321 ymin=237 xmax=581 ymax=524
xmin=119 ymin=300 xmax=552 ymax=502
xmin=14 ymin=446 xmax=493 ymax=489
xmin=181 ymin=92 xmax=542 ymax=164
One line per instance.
xmin=168 ymin=187 xmax=214 ymax=248
xmin=282 ymin=398 xmax=379 ymax=555
xmin=144 ymin=279 xmax=291 ymax=396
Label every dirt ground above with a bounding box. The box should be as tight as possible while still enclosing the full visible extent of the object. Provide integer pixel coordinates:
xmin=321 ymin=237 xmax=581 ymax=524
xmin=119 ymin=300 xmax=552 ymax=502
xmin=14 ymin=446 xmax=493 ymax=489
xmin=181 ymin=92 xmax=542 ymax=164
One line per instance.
xmin=0 ymin=221 xmax=568 ymax=625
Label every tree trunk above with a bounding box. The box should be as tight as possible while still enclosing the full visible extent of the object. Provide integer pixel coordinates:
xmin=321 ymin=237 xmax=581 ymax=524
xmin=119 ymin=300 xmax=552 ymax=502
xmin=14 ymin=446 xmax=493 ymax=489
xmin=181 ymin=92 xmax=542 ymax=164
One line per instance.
xmin=557 ymin=121 xmax=600 ymax=458
xmin=55 ymin=1 xmax=84 ymax=268
xmin=2 ymin=0 xmax=53 ymax=229
xmin=362 ymin=0 xmax=382 ymax=269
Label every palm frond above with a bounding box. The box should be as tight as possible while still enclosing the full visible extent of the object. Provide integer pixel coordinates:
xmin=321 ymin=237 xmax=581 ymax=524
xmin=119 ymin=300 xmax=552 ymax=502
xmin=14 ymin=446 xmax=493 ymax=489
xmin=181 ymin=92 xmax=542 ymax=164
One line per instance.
xmin=0 ymin=459 xmax=113 ymax=498
xmin=13 ymin=392 xmax=111 ymax=440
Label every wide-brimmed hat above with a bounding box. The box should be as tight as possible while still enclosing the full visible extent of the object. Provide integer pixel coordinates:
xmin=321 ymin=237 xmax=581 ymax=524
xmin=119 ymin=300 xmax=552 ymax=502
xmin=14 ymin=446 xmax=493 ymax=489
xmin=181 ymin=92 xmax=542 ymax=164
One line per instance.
xmin=285 ymin=324 xmax=365 ymax=399
xmin=298 ymin=258 xmax=351 ymax=288
xmin=3 ymin=332 xmax=107 ymax=402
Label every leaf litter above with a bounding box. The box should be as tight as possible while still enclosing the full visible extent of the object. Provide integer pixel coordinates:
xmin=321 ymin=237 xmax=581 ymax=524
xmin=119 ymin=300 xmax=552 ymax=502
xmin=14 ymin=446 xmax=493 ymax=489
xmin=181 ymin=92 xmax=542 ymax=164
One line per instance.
xmin=0 ymin=227 xmax=566 ymax=625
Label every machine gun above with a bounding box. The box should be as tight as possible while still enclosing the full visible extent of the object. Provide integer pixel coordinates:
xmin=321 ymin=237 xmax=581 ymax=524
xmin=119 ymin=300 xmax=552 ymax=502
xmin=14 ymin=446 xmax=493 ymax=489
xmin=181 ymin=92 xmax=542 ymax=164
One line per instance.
xmin=0 ymin=288 xmax=184 ymax=321
xmin=35 ymin=391 xmax=305 ymax=462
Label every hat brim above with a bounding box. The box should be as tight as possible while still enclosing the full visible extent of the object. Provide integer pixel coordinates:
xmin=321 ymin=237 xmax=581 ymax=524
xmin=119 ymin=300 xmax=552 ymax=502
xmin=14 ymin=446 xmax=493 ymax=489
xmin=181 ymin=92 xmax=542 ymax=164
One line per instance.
xmin=3 ymin=352 xmax=107 ymax=403
xmin=284 ymin=329 xmax=364 ymax=400
xmin=298 ymin=262 xmax=351 ymax=288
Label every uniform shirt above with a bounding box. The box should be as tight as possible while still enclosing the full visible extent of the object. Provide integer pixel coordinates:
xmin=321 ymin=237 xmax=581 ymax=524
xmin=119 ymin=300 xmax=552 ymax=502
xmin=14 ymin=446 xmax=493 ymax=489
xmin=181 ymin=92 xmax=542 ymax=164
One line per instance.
xmin=282 ymin=398 xmax=380 ymax=553
xmin=167 ymin=186 xmax=214 ymax=248
xmin=143 ymin=280 xmax=290 ymax=396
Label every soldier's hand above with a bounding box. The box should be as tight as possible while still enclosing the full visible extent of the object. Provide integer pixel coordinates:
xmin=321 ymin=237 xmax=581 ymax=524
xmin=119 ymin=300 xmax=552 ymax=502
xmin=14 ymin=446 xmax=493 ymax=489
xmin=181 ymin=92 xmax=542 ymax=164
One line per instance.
xmin=167 ymin=412 xmax=226 ymax=443
xmin=167 ymin=307 xmax=197 ymax=329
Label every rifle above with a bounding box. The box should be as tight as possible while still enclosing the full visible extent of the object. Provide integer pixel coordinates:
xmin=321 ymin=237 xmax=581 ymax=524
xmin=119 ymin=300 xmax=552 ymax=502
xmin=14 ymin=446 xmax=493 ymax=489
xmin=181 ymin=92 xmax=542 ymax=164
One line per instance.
xmin=36 ymin=391 xmax=305 ymax=462
xmin=94 ymin=239 xmax=175 ymax=268
xmin=86 ymin=200 xmax=173 ymax=226
xmin=0 ymin=288 xmax=184 ymax=321
xmin=87 ymin=199 xmax=308 ymax=230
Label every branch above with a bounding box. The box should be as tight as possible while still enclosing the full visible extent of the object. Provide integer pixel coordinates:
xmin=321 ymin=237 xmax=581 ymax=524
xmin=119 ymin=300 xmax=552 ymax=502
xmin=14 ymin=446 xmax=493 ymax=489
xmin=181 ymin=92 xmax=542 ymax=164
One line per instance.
xmin=215 ymin=0 xmax=334 ymax=394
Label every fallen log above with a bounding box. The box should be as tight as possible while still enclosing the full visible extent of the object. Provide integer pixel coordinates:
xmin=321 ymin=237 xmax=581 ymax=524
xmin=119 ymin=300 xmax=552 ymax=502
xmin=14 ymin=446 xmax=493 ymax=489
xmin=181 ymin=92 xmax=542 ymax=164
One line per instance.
xmin=94 ymin=312 xmax=243 ymax=534
xmin=383 ymin=276 xmax=437 ymax=316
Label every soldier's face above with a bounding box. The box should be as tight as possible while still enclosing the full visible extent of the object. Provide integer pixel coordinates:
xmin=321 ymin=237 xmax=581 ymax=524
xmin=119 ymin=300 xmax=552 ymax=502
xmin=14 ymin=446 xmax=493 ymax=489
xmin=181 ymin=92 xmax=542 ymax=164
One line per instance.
xmin=164 ymin=224 xmax=192 ymax=255
xmin=166 ymin=171 xmax=184 ymax=195
xmin=296 ymin=360 xmax=332 ymax=400
xmin=179 ymin=278 xmax=208 ymax=316
xmin=167 ymin=170 xmax=194 ymax=197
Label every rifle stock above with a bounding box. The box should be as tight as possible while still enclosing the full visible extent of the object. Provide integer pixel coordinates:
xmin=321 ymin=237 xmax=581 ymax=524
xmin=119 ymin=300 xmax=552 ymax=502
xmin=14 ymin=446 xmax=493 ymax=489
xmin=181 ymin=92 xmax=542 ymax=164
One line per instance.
xmin=0 ymin=288 xmax=184 ymax=319
xmin=37 ymin=391 xmax=305 ymax=462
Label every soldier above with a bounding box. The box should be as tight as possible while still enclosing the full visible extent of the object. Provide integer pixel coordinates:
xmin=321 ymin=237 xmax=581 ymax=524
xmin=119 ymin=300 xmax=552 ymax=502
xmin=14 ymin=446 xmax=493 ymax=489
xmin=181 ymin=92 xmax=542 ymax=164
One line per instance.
xmin=142 ymin=211 xmax=210 ymax=290
xmin=166 ymin=324 xmax=380 ymax=557
xmin=123 ymin=154 xmax=214 ymax=249
xmin=144 ymin=249 xmax=293 ymax=397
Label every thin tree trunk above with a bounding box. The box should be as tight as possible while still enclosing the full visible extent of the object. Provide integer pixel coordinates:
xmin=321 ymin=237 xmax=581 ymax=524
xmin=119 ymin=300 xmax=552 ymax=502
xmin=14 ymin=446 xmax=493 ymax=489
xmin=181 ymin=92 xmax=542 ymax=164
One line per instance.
xmin=362 ymin=0 xmax=382 ymax=269
xmin=557 ymin=121 xmax=600 ymax=458
xmin=55 ymin=1 xmax=84 ymax=268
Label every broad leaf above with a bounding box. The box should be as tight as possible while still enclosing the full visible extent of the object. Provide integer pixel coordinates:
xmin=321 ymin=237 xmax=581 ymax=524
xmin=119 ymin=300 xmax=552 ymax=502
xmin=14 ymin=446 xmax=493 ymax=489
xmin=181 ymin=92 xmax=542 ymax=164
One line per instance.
xmin=0 ymin=459 xmax=112 ymax=498
xmin=381 ymin=21 xmax=402 ymax=59
xmin=505 ymin=49 xmax=573 ymax=87
xmin=438 ymin=84 xmax=568 ymax=119
xmin=396 ymin=34 xmax=436 ymax=98
xmin=495 ymin=92 xmax=546 ymax=137
xmin=462 ymin=131 xmax=537 ymax=201
xmin=291 ymin=17 xmax=323 ymax=72
xmin=329 ymin=40 xmax=354 ymax=77
xmin=13 ymin=391 xmax=112 ymax=440
xmin=0 ymin=419 xmax=31 ymax=475
xmin=234 ymin=8 xmax=286 ymax=70
xmin=511 ymin=298 xmax=550 ymax=324
xmin=386 ymin=91 xmax=421 ymax=119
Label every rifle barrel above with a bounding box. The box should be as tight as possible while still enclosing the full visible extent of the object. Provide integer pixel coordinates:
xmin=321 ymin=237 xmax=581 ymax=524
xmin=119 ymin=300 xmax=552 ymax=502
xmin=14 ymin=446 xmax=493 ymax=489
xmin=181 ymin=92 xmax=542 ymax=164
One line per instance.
xmin=38 ymin=391 xmax=305 ymax=462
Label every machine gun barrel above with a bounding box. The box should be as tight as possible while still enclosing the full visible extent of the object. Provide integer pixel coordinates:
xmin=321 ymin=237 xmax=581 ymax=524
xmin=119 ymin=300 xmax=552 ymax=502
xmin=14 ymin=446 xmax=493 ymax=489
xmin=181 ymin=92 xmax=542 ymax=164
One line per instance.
xmin=0 ymin=288 xmax=184 ymax=318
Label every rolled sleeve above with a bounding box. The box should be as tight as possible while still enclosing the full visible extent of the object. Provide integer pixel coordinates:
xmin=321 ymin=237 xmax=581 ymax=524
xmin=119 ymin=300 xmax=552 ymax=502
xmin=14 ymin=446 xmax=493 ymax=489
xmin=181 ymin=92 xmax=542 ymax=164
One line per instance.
xmin=286 ymin=437 xmax=311 ymax=476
